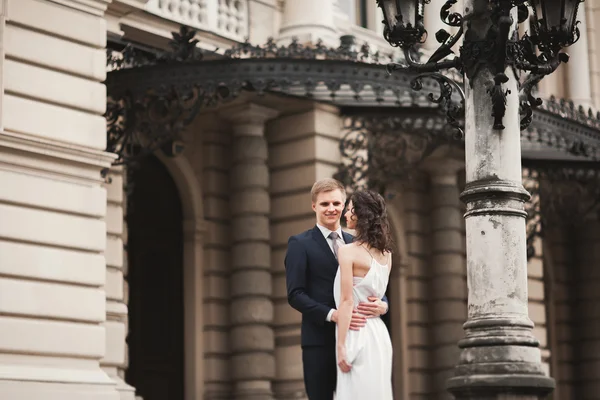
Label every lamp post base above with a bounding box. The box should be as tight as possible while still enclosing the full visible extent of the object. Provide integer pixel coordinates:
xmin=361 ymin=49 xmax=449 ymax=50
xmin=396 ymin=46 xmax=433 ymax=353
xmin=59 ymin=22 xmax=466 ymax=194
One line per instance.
xmin=446 ymin=179 xmax=557 ymax=400
xmin=448 ymin=373 xmax=555 ymax=399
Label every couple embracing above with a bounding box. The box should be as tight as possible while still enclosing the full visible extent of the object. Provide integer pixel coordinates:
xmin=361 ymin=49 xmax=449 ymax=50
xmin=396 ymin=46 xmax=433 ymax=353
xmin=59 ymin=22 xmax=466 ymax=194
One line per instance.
xmin=285 ymin=178 xmax=394 ymax=400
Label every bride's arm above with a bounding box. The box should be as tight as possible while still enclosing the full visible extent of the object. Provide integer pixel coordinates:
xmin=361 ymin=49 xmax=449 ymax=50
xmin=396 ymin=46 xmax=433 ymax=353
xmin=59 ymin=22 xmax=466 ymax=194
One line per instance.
xmin=336 ymin=246 xmax=354 ymax=372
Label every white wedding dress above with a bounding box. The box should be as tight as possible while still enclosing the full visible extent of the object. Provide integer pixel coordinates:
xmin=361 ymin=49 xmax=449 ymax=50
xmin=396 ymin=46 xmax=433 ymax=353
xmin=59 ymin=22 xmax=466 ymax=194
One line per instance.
xmin=333 ymin=256 xmax=393 ymax=400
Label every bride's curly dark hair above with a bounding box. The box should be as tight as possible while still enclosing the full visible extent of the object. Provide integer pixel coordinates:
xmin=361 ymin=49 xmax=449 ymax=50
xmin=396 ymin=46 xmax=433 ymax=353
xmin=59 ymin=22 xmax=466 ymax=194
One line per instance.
xmin=350 ymin=190 xmax=393 ymax=253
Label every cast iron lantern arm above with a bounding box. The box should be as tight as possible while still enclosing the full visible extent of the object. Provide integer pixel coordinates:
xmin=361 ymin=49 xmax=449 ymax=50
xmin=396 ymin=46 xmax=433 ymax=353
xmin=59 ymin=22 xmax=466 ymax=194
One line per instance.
xmin=386 ymin=47 xmax=461 ymax=73
xmin=387 ymin=0 xmax=464 ymax=73
xmin=377 ymin=0 xmax=585 ymax=133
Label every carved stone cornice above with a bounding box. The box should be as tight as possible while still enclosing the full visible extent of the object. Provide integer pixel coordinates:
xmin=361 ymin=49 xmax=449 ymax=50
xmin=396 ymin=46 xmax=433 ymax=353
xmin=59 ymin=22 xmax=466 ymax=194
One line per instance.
xmin=49 ymin=0 xmax=113 ymax=16
xmin=526 ymin=96 xmax=600 ymax=161
xmin=106 ymin=0 xmax=149 ymax=17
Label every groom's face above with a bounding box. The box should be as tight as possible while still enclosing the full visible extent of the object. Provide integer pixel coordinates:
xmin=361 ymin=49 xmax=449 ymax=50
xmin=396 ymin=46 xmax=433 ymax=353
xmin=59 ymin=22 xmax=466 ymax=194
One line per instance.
xmin=312 ymin=189 xmax=345 ymax=230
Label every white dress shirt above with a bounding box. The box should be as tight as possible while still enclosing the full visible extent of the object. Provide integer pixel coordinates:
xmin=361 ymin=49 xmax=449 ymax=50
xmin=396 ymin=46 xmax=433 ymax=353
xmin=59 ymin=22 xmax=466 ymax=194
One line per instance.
xmin=316 ymin=224 xmax=346 ymax=322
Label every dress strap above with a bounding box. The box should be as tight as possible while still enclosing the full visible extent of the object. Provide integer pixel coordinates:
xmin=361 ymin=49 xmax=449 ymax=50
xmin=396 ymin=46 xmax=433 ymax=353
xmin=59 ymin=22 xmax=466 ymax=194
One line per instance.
xmin=362 ymin=245 xmax=375 ymax=262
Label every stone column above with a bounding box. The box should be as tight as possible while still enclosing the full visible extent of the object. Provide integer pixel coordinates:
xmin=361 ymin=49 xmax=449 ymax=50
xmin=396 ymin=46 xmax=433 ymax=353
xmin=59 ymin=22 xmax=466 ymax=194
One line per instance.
xmin=566 ymin=5 xmax=593 ymax=108
xmin=267 ymin=104 xmax=343 ymax=400
xmin=102 ymin=167 xmax=136 ymax=400
xmin=0 ymin=0 xmax=119 ymax=399
xmin=385 ymin=187 xmax=412 ymax=400
xmin=278 ymin=0 xmax=337 ymax=45
xmin=222 ymin=103 xmax=279 ymax=400
xmin=402 ymin=174 xmax=433 ymax=397
xmin=200 ymin=121 xmax=234 ymax=400
xmin=446 ymin=2 xmax=554 ymax=398
xmin=422 ymin=155 xmax=467 ymax=400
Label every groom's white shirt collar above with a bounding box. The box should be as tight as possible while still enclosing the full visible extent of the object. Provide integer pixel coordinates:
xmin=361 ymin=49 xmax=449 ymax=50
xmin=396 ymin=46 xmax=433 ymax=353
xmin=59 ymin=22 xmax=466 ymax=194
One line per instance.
xmin=316 ymin=224 xmax=344 ymax=242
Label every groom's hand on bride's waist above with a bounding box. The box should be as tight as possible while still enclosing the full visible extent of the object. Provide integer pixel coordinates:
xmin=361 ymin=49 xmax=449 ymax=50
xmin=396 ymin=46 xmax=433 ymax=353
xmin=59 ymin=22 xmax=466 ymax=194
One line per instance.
xmin=331 ymin=309 xmax=367 ymax=330
xmin=357 ymin=297 xmax=388 ymax=318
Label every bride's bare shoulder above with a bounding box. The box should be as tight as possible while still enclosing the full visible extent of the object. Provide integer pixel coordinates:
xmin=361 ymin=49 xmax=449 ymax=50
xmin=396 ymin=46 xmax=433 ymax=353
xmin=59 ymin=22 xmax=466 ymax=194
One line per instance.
xmin=338 ymin=242 xmax=362 ymax=256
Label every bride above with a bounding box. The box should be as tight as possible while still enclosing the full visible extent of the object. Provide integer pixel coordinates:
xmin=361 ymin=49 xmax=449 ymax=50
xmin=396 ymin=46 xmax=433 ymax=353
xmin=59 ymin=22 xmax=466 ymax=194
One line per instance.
xmin=333 ymin=190 xmax=394 ymax=399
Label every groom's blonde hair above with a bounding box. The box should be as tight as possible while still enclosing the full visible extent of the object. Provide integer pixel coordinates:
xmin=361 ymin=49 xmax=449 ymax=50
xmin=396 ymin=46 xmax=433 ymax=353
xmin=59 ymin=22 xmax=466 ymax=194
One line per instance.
xmin=311 ymin=178 xmax=346 ymax=203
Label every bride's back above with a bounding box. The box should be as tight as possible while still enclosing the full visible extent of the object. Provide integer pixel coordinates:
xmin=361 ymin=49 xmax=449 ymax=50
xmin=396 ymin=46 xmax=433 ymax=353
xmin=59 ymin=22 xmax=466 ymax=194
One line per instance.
xmin=341 ymin=242 xmax=391 ymax=278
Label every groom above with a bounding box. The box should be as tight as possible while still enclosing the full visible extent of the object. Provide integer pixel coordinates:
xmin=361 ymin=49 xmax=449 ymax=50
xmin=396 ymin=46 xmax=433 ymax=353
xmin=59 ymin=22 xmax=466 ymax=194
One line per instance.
xmin=285 ymin=178 xmax=389 ymax=400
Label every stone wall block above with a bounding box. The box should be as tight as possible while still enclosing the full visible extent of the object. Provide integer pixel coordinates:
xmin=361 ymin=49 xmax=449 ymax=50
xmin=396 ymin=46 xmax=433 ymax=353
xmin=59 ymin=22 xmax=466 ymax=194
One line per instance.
xmin=230 ymin=164 xmax=269 ymax=190
xmin=231 ymin=270 xmax=273 ymax=297
xmin=233 ymin=137 xmax=268 ymax=162
xmin=430 ymin=208 xmax=463 ymax=231
xmin=230 ymin=325 xmax=275 ymax=352
xmin=203 ymin=170 xmax=229 ymax=195
xmin=578 ymin=320 xmax=600 ymax=340
xmin=430 ymin=276 xmax=467 ymax=299
xmin=428 ymin=254 xmax=465 ymax=275
xmin=230 ymin=190 xmax=270 ymax=216
xmin=232 ymin=243 xmax=271 ymax=269
xmin=431 ymin=322 xmax=466 ymax=346
xmin=432 ymin=370 xmax=454 ymax=400
xmin=430 ymin=185 xmax=461 ymax=207
xmin=431 ymin=300 xmax=467 ymax=321
xmin=230 ymin=353 xmax=276 ymax=380
xmin=431 ymin=230 xmax=463 ymax=253
xmin=410 ymin=348 xmax=429 ymax=370
xmin=407 ymin=302 xmax=430 ymax=322
xmin=578 ymin=337 xmax=600 ymax=360
xmin=232 ymin=216 xmax=270 ymax=242
xmin=204 ymin=275 xmax=230 ymax=300
xmin=230 ymin=298 xmax=274 ymax=325
xmin=274 ymin=303 xmax=301 ymax=326
xmin=575 ymin=278 xmax=600 ymax=300
xmin=203 ymin=144 xmax=230 ymax=169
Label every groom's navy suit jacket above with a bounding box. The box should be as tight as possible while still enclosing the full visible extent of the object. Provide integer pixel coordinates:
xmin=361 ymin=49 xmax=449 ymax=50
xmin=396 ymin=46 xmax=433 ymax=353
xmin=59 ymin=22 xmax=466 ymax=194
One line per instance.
xmin=285 ymin=226 xmax=388 ymax=347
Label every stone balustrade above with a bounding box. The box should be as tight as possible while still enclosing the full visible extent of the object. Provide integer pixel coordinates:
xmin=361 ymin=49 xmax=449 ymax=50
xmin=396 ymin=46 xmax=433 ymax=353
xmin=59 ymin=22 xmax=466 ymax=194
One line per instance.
xmin=145 ymin=0 xmax=248 ymax=42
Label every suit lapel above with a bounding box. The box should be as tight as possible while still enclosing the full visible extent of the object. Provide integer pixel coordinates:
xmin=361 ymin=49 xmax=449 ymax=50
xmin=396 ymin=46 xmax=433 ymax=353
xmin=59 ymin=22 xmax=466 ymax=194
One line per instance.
xmin=311 ymin=226 xmax=339 ymax=267
xmin=343 ymin=231 xmax=354 ymax=244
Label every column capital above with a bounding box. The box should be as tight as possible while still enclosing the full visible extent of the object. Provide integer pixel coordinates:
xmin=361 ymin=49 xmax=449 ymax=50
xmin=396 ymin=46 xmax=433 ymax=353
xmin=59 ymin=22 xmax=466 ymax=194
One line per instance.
xmin=219 ymin=103 xmax=279 ymax=137
xmin=219 ymin=103 xmax=279 ymax=124
xmin=421 ymin=155 xmax=464 ymax=185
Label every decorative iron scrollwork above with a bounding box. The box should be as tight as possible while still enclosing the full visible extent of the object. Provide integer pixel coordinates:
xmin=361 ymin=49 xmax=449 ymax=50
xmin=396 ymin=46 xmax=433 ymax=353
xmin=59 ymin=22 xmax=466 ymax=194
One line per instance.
xmin=223 ymin=34 xmax=393 ymax=64
xmin=524 ymin=161 xmax=600 ymax=258
xmin=106 ymin=27 xmax=405 ymax=167
xmin=106 ymin=85 xmax=227 ymax=166
xmin=106 ymin=26 xmax=408 ymax=167
xmin=334 ymin=113 xmax=458 ymax=192
xmin=379 ymin=0 xmax=584 ymax=133
xmin=409 ymin=72 xmax=465 ymax=138
xmin=105 ymin=27 xmax=223 ymax=167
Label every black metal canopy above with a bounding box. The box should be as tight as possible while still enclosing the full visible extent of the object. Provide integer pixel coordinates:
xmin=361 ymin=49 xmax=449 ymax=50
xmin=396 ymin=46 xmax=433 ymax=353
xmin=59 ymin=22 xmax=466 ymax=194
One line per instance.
xmin=106 ymin=27 xmax=600 ymax=168
xmin=105 ymin=27 xmax=466 ymax=166
xmin=105 ymin=27 xmax=600 ymax=257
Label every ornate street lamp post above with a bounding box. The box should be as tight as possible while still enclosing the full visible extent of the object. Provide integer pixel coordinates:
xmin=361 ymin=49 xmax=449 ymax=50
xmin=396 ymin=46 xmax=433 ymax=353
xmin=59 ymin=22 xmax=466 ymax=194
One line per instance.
xmin=377 ymin=0 xmax=584 ymax=398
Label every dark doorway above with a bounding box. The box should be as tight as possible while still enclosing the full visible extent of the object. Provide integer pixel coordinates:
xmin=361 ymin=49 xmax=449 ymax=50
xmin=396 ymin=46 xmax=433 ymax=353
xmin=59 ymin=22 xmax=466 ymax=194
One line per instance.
xmin=126 ymin=155 xmax=185 ymax=400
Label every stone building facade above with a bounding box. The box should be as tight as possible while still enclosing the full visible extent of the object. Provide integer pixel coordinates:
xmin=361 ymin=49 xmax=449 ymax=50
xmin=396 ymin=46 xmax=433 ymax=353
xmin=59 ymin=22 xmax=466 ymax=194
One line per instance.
xmin=1 ymin=1 xmax=599 ymax=400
